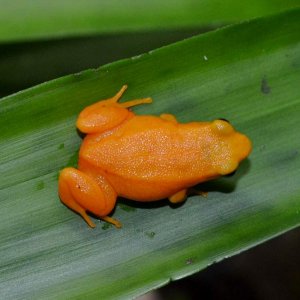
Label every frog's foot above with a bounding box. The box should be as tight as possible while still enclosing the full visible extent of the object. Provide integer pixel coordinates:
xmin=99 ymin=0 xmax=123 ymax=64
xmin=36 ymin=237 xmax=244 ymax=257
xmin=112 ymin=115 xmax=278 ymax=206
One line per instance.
xmin=169 ymin=189 xmax=187 ymax=204
xmin=188 ymin=188 xmax=208 ymax=198
xmin=160 ymin=113 xmax=178 ymax=123
xmin=119 ymin=97 xmax=152 ymax=109
xmin=101 ymin=216 xmax=122 ymax=228
xmin=108 ymin=85 xmax=153 ymax=108
xmin=58 ymin=167 xmax=117 ymax=228
xmin=111 ymin=84 xmax=128 ymax=102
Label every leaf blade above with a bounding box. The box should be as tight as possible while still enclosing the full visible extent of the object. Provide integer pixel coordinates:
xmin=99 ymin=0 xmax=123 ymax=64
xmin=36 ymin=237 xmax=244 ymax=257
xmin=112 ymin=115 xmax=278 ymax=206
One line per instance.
xmin=0 ymin=0 xmax=300 ymax=43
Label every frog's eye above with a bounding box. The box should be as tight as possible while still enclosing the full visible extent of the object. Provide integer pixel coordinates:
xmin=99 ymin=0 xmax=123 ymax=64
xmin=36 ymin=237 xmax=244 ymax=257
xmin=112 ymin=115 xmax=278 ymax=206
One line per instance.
xmin=212 ymin=119 xmax=234 ymax=135
xmin=218 ymin=118 xmax=230 ymax=124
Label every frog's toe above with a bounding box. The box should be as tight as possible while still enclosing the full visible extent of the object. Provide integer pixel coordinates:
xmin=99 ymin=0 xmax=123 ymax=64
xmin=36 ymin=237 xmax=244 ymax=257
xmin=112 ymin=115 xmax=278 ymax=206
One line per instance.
xmin=188 ymin=188 xmax=208 ymax=198
xmin=101 ymin=216 xmax=122 ymax=228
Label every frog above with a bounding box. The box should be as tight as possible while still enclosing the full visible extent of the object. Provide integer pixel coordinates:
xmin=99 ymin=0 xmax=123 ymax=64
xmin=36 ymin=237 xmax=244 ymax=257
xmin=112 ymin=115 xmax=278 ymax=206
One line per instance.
xmin=58 ymin=85 xmax=252 ymax=228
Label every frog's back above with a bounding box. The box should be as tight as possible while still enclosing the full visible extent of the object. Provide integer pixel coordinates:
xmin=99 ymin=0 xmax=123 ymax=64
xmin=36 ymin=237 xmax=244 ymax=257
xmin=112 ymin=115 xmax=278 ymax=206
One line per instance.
xmin=79 ymin=116 xmax=212 ymax=200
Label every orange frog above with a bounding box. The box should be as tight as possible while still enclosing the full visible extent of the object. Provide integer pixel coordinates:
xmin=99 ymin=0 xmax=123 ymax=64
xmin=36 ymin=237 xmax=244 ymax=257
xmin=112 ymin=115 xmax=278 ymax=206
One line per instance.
xmin=59 ymin=85 xmax=252 ymax=228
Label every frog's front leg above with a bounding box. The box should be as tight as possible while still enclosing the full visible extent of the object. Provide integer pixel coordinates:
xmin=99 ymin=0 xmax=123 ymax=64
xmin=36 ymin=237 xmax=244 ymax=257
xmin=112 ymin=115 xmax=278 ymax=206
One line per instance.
xmin=160 ymin=113 xmax=178 ymax=123
xmin=58 ymin=167 xmax=121 ymax=228
xmin=169 ymin=189 xmax=187 ymax=203
xmin=77 ymin=85 xmax=152 ymax=134
xmin=168 ymin=188 xmax=208 ymax=205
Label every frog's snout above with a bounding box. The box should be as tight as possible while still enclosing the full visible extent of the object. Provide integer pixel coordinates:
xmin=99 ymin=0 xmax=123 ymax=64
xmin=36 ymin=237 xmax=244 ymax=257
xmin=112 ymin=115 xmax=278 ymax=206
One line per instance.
xmin=234 ymin=133 xmax=252 ymax=162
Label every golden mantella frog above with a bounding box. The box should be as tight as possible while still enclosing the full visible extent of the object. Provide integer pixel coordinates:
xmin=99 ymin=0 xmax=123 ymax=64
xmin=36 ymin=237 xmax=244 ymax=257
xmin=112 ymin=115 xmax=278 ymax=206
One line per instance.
xmin=59 ymin=85 xmax=252 ymax=228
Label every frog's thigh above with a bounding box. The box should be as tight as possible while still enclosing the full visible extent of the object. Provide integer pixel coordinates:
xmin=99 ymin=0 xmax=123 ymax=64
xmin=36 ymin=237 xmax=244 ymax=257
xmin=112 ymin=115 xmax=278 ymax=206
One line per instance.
xmin=77 ymin=86 xmax=152 ymax=134
xmin=160 ymin=113 xmax=178 ymax=123
xmin=58 ymin=168 xmax=120 ymax=228
xmin=169 ymin=189 xmax=187 ymax=203
xmin=59 ymin=168 xmax=96 ymax=228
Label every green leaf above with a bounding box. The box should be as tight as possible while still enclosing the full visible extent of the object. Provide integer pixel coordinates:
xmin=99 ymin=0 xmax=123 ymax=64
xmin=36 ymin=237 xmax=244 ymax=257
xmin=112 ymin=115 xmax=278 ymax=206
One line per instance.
xmin=1 ymin=8 xmax=300 ymax=299
xmin=1 ymin=0 xmax=300 ymax=43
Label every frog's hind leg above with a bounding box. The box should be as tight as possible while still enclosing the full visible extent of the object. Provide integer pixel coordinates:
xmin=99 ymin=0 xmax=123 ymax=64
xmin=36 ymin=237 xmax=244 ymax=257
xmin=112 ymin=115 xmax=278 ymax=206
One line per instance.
xmin=77 ymin=85 xmax=152 ymax=134
xmin=58 ymin=167 xmax=120 ymax=228
xmin=59 ymin=183 xmax=96 ymax=227
xmin=109 ymin=85 xmax=152 ymax=108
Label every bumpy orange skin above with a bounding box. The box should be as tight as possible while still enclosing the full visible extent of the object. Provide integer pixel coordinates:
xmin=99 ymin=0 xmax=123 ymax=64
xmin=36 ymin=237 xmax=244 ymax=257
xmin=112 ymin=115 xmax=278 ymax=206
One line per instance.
xmin=58 ymin=85 xmax=252 ymax=228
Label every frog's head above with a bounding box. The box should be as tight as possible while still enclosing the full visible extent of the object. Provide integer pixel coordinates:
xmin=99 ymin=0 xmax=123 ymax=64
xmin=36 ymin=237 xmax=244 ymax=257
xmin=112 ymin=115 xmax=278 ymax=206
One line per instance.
xmin=209 ymin=119 xmax=252 ymax=176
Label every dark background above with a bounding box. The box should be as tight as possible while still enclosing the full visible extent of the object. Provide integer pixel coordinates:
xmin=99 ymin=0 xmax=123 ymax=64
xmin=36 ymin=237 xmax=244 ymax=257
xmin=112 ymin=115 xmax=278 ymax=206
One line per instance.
xmin=152 ymin=227 xmax=300 ymax=300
